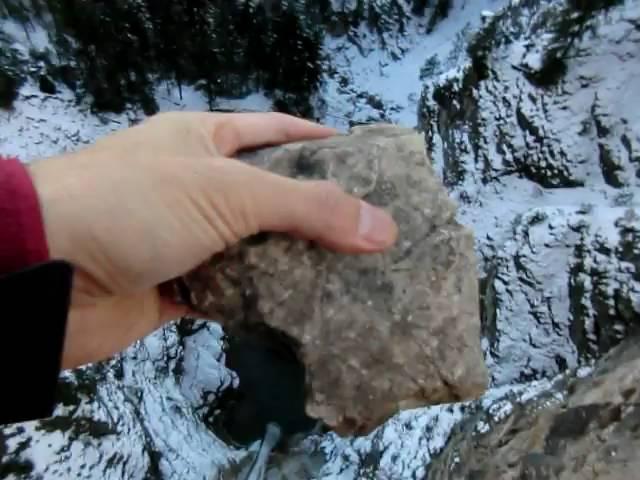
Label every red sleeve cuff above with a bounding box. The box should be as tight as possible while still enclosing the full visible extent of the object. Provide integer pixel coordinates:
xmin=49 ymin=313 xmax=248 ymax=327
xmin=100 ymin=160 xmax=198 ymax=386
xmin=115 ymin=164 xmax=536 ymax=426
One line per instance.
xmin=0 ymin=155 xmax=50 ymax=274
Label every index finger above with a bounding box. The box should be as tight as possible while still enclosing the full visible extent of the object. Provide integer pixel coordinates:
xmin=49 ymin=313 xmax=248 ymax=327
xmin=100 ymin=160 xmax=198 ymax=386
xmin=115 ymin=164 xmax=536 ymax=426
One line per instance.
xmin=209 ymin=112 xmax=338 ymax=157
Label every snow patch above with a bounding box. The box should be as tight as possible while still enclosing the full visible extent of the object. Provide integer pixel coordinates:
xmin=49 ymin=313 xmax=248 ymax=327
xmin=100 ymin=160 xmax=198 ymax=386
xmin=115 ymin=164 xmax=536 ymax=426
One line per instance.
xmin=320 ymin=0 xmax=511 ymax=130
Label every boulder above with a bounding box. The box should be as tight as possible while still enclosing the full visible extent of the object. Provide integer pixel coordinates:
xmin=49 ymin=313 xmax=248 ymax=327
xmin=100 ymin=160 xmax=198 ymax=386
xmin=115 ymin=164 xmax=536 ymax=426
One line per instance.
xmin=428 ymin=334 xmax=640 ymax=480
xmin=171 ymin=124 xmax=488 ymax=436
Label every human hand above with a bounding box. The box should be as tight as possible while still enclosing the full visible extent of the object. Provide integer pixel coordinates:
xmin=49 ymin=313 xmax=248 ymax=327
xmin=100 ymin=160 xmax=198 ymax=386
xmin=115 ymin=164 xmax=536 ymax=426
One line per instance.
xmin=29 ymin=112 xmax=398 ymax=369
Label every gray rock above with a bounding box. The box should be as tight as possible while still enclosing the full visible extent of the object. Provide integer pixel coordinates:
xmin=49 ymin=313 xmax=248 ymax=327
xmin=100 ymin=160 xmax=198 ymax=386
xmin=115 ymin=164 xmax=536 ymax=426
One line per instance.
xmin=428 ymin=335 xmax=640 ymax=480
xmin=172 ymin=124 xmax=489 ymax=436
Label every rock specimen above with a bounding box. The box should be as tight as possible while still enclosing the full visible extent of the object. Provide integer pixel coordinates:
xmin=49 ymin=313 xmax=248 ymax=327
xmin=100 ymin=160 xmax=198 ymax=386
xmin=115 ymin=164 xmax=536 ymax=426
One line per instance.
xmin=170 ymin=124 xmax=489 ymax=436
xmin=428 ymin=334 xmax=640 ymax=480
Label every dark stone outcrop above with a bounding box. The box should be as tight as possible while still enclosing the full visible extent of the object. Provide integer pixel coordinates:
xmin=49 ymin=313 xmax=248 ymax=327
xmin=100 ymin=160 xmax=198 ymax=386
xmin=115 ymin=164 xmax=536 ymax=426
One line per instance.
xmin=428 ymin=335 xmax=640 ymax=480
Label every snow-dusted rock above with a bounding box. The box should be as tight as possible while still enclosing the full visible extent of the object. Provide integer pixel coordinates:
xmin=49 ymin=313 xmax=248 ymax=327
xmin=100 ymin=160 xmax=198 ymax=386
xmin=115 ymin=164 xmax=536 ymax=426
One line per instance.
xmin=420 ymin=0 xmax=640 ymax=193
xmin=419 ymin=0 xmax=640 ymax=387
xmin=0 ymin=320 xmax=243 ymax=479
xmin=428 ymin=335 xmax=640 ymax=480
xmin=481 ymin=205 xmax=640 ymax=385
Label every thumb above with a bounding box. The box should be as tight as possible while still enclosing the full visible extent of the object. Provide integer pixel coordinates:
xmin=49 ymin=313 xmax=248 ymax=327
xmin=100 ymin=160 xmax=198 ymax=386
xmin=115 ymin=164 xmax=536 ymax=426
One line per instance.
xmin=245 ymin=172 xmax=399 ymax=254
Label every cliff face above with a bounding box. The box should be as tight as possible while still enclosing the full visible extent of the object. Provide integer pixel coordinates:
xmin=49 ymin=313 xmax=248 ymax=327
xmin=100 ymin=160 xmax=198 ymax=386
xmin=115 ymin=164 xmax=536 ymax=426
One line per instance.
xmin=428 ymin=334 xmax=640 ymax=480
xmin=1 ymin=0 xmax=639 ymax=479
xmin=419 ymin=0 xmax=640 ymax=384
xmin=0 ymin=320 xmax=241 ymax=478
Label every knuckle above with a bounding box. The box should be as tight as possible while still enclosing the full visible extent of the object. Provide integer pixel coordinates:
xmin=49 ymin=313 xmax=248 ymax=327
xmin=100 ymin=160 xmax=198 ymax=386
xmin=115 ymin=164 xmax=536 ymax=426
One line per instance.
xmin=211 ymin=121 xmax=240 ymax=156
xmin=311 ymin=180 xmax=347 ymax=229
xmin=145 ymin=110 xmax=170 ymax=122
xmin=315 ymin=180 xmax=343 ymax=201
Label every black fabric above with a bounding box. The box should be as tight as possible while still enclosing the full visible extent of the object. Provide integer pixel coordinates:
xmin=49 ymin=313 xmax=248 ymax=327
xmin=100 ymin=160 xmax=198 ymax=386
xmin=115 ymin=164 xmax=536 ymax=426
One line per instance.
xmin=0 ymin=260 xmax=73 ymax=425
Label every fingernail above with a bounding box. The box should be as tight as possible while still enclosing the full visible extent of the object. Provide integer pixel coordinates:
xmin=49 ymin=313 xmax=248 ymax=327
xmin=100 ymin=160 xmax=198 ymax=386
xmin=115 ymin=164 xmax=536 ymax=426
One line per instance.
xmin=358 ymin=201 xmax=397 ymax=248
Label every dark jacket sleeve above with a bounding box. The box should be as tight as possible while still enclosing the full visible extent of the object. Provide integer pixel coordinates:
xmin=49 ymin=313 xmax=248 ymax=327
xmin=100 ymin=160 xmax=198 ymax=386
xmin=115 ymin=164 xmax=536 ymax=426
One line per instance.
xmin=0 ymin=155 xmax=72 ymax=425
xmin=0 ymin=261 xmax=73 ymax=424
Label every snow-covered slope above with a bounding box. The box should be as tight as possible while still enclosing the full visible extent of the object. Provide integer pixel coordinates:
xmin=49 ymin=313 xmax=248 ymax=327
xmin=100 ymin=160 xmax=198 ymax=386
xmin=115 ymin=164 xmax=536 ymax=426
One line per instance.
xmin=0 ymin=322 xmax=241 ymax=479
xmin=1 ymin=0 xmax=639 ymax=479
xmin=320 ymin=0 xmax=509 ymax=129
xmin=419 ymin=0 xmax=640 ymax=386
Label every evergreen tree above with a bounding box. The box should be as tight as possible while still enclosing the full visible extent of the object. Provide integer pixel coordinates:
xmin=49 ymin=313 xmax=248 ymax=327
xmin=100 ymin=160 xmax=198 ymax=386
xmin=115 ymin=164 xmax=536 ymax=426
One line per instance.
xmin=214 ymin=1 xmax=246 ymax=95
xmin=244 ymin=2 xmax=272 ymax=90
xmin=147 ymin=0 xmax=189 ymax=97
xmin=411 ymin=0 xmax=429 ymax=16
xmin=427 ymin=0 xmax=451 ymax=32
xmin=4 ymin=0 xmax=327 ymax=115
xmin=0 ymin=69 xmax=20 ymax=109
xmin=186 ymin=0 xmax=219 ymax=108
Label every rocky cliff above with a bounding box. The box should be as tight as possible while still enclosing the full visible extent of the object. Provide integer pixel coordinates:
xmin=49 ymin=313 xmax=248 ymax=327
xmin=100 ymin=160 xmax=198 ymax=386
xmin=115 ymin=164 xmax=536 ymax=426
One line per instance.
xmin=428 ymin=334 xmax=640 ymax=480
xmin=418 ymin=0 xmax=640 ymax=385
xmin=1 ymin=0 xmax=639 ymax=479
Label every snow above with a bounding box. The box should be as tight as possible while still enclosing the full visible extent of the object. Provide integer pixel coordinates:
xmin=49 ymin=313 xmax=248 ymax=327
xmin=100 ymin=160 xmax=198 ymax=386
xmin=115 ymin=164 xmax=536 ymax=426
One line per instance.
xmin=576 ymin=365 xmax=595 ymax=379
xmin=0 ymin=17 xmax=53 ymax=54
xmin=155 ymin=83 xmax=272 ymax=113
xmin=319 ymin=0 xmax=511 ymax=130
xmin=0 ymin=80 xmax=276 ymax=163
xmin=308 ymin=402 xmax=466 ymax=479
xmin=418 ymin=0 xmax=640 ymax=387
xmin=0 ymin=82 xmax=130 ymax=162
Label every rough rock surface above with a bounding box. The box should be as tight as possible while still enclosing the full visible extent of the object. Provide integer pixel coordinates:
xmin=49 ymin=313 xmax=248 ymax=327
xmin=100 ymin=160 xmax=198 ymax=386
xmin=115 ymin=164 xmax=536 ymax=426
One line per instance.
xmin=174 ymin=124 xmax=488 ymax=436
xmin=428 ymin=334 xmax=640 ymax=480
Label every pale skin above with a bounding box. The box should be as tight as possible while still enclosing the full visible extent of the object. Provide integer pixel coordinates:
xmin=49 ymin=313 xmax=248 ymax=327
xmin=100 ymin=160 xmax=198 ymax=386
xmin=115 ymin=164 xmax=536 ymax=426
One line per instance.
xmin=29 ymin=112 xmax=398 ymax=370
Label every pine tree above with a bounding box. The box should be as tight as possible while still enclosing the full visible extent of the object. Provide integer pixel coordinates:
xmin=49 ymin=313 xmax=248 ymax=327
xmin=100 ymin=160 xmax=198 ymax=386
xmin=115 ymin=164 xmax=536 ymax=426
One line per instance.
xmin=244 ymin=2 xmax=272 ymax=90
xmin=265 ymin=1 xmax=323 ymax=116
xmin=186 ymin=0 xmax=219 ymax=109
xmin=427 ymin=0 xmax=451 ymax=32
xmin=411 ymin=0 xmax=429 ymax=16
xmin=4 ymin=0 xmax=327 ymax=115
xmin=0 ymin=68 xmax=20 ymax=109
xmin=147 ymin=0 xmax=189 ymax=98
